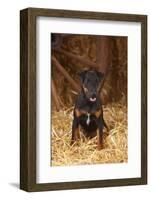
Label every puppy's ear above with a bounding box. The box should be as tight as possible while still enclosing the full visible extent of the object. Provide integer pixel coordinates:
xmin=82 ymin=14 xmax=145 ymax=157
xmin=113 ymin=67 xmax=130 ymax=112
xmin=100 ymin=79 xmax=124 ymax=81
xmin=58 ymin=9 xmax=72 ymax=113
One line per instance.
xmin=96 ymin=71 xmax=104 ymax=81
xmin=78 ymin=70 xmax=87 ymax=84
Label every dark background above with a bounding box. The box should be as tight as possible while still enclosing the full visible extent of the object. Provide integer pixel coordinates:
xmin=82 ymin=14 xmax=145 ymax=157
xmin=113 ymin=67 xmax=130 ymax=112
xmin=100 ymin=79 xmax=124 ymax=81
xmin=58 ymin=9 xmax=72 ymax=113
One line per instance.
xmin=51 ymin=33 xmax=127 ymax=110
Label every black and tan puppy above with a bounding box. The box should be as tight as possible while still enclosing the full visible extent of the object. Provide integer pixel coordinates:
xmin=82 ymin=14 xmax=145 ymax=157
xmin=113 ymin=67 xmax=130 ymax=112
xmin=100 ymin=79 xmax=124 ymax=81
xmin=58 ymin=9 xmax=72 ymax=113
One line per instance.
xmin=71 ymin=70 xmax=107 ymax=150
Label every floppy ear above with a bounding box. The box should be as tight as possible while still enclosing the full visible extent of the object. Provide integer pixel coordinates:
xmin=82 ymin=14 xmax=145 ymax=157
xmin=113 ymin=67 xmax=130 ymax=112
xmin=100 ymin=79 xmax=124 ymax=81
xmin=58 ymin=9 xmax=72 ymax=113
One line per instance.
xmin=96 ymin=71 xmax=104 ymax=81
xmin=78 ymin=70 xmax=87 ymax=84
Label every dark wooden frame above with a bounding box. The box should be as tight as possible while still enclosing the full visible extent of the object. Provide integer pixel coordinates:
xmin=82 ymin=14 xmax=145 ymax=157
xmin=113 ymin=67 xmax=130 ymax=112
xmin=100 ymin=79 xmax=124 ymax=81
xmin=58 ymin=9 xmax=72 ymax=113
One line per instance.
xmin=20 ymin=7 xmax=147 ymax=192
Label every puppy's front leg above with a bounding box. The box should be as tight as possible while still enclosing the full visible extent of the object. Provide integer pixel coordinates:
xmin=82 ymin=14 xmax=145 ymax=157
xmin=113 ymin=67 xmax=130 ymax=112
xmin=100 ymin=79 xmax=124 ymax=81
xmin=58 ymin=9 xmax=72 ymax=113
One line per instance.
xmin=96 ymin=120 xmax=104 ymax=150
xmin=71 ymin=118 xmax=79 ymax=145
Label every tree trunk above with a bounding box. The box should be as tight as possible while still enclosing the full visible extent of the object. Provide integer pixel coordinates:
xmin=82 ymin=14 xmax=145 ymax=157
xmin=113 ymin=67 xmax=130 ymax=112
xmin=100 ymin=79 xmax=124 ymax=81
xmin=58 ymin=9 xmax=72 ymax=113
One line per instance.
xmin=96 ymin=36 xmax=111 ymax=74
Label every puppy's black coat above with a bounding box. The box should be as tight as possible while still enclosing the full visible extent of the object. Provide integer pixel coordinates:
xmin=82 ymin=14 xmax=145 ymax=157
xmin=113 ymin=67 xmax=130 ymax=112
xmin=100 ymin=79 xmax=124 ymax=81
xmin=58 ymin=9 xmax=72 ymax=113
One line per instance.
xmin=71 ymin=70 xmax=107 ymax=149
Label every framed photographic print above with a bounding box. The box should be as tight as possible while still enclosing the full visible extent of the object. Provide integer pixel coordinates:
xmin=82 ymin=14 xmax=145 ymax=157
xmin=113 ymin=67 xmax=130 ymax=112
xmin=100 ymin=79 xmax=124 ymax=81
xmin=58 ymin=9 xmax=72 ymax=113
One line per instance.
xmin=20 ymin=8 xmax=147 ymax=191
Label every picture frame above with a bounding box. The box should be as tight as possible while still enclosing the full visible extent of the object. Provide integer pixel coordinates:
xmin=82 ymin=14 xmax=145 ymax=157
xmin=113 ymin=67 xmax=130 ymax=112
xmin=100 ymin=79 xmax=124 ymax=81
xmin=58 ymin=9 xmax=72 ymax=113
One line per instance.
xmin=20 ymin=7 xmax=147 ymax=192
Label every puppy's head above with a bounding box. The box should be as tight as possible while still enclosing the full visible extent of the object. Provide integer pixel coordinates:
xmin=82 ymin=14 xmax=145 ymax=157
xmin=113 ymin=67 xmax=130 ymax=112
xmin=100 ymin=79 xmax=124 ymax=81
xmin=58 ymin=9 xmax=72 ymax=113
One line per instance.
xmin=78 ymin=70 xmax=104 ymax=102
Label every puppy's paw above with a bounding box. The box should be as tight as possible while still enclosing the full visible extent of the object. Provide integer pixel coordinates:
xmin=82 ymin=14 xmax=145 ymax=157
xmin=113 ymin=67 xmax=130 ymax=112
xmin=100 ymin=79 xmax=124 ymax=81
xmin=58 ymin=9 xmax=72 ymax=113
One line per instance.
xmin=97 ymin=143 xmax=103 ymax=150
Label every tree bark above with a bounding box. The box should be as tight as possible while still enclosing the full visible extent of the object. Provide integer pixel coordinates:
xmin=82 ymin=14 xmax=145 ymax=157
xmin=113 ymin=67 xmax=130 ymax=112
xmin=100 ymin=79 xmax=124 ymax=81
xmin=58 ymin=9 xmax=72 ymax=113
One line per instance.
xmin=96 ymin=36 xmax=111 ymax=74
xmin=54 ymin=48 xmax=99 ymax=68
xmin=51 ymin=79 xmax=60 ymax=111
xmin=52 ymin=55 xmax=80 ymax=92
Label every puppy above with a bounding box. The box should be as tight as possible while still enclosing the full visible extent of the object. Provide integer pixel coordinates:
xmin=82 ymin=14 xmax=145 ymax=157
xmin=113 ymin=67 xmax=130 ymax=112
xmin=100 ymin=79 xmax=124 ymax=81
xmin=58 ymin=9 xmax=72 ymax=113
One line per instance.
xmin=71 ymin=70 xmax=107 ymax=150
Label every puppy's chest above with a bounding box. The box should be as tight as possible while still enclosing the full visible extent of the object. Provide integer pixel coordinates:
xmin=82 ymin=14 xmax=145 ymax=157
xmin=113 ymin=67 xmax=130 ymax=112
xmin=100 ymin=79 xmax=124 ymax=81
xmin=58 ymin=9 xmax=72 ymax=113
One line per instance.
xmin=86 ymin=113 xmax=91 ymax=125
xmin=88 ymin=113 xmax=97 ymax=125
xmin=74 ymin=103 xmax=102 ymax=126
xmin=79 ymin=112 xmax=97 ymax=126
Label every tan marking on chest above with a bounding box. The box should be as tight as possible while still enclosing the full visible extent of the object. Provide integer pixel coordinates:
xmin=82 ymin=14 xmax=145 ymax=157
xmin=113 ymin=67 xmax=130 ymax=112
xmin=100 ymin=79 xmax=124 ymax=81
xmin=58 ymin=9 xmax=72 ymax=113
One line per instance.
xmin=92 ymin=109 xmax=102 ymax=118
xmin=75 ymin=108 xmax=87 ymax=117
xmin=75 ymin=108 xmax=102 ymax=118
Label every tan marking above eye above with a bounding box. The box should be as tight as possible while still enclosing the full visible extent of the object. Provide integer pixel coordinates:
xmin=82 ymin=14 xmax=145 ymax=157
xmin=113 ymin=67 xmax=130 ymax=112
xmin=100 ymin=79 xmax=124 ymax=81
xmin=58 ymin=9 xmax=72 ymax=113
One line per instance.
xmin=83 ymin=85 xmax=88 ymax=93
